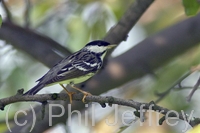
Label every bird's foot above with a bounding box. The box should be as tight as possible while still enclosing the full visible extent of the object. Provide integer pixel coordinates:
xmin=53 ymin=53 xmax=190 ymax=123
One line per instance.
xmin=81 ymin=91 xmax=92 ymax=103
xmin=66 ymin=91 xmax=76 ymax=104
xmin=70 ymin=85 xmax=91 ymax=103
xmin=59 ymin=84 xmax=76 ymax=104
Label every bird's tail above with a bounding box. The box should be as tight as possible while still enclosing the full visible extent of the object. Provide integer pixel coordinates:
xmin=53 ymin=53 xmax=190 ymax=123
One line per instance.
xmin=24 ymin=84 xmax=45 ymax=95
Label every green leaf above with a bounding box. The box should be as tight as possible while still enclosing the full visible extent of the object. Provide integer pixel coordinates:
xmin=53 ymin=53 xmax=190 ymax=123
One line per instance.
xmin=182 ymin=0 xmax=200 ymax=16
xmin=0 ymin=15 xmax=2 ymax=27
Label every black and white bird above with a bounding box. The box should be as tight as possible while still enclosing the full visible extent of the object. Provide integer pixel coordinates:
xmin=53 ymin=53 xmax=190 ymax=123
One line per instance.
xmin=24 ymin=40 xmax=116 ymax=103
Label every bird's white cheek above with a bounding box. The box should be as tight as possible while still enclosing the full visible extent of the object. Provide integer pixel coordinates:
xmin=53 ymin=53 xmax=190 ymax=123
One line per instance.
xmin=88 ymin=46 xmax=107 ymax=53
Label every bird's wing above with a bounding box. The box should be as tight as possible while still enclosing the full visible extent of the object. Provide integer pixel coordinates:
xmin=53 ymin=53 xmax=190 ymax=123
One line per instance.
xmin=37 ymin=52 xmax=102 ymax=85
xmin=52 ymin=52 xmax=102 ymax=83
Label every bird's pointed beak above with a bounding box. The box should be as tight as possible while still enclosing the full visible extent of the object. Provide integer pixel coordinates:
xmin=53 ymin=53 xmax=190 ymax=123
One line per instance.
xmin=108 ymin=44 xmax=117 ymax=49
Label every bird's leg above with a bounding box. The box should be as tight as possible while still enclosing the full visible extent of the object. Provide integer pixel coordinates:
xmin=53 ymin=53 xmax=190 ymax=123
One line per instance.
xmin=70 ymin=84 xmax=91 ymax=103
xmin=59 ymin=84 xmax=75 ymax=104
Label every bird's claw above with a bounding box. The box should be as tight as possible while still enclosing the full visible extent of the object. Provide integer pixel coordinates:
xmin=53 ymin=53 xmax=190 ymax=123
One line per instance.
xmin=67 ymin=92 xmax=76 ymax=104
xmin=82 ymin=92 xmax=91 ymax=103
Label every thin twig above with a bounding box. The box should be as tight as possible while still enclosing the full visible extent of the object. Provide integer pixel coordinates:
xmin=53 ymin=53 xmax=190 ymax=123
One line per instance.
xmin=155 ymin=65 xmax=200 ymax=103
xmin=24 ymin=0 xmax=31 ymax=27
xmin=155 ymin=64 xmax=200 ymax=103
xmin=187 ymin=76 xmax=200 ymax=102
xmin=154 ymin=71 xmax=191 ymax=103
xmin=1 ymin=0 xmax=12 ymax=22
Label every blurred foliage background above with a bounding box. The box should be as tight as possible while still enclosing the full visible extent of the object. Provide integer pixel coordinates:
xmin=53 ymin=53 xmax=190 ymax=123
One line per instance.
xmin=0 ymin=0 xmax=200 ymax=133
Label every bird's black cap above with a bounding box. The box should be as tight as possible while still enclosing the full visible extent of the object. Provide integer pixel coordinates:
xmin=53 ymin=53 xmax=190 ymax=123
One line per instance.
xmin=86 ymin=40 xmax=110 ymax=47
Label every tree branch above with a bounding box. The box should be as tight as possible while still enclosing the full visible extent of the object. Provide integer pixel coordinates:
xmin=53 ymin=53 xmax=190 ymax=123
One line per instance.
xmin=0 ymin=22 xmax=71 ymax=67
xmin=104 ymin=0 xmax=154 ymax=44
xmin=1 ymin=91 xmax=199 ymax=127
